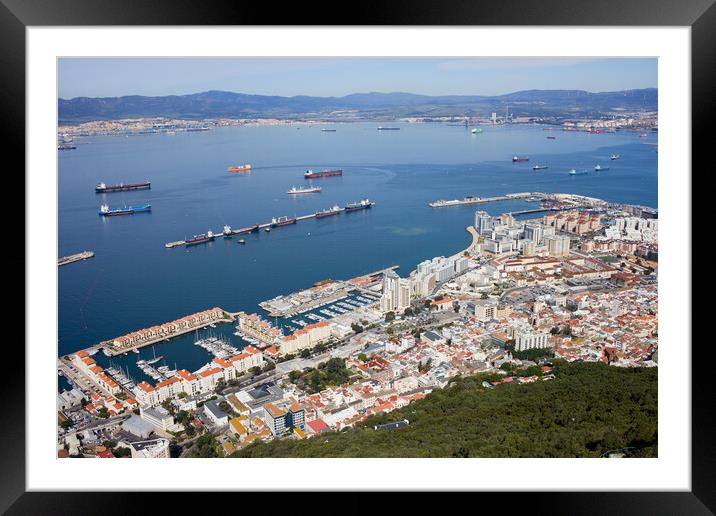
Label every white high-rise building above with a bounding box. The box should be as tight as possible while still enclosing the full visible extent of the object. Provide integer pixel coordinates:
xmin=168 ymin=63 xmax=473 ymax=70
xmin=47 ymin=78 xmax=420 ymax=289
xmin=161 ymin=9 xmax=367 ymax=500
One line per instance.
xmin=380 ymin=270 xmax=412 ymax=313
xmin=474 ymin=210 xmax=494 ymax=235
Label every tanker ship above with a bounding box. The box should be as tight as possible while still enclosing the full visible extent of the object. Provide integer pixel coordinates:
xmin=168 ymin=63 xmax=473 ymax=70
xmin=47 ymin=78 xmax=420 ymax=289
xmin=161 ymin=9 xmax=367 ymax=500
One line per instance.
xmin=185 ymin=231 xmax=215 ymax=246
xmin=344 ymin=199 xmax=375 ymax=212
xmin=271 ymin=216 xmax=297 ymax=227
xmin=98 ymin=204 xmax=151 ymax=216
xmin=288 ymin=186 xmax=321 ymax=195
xmin=304 ymin=169 xmax=342 ymax=179
xmin=95 ymin=181 xmax=151 ymax=193
xmin=315 ymin=205 xmax=342 ymax=218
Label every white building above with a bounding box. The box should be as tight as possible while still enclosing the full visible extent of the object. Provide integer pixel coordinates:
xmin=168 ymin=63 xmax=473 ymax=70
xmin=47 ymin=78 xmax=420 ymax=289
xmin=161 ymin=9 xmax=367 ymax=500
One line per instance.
xmin=514 ymin=330 xmax=551 ymax=351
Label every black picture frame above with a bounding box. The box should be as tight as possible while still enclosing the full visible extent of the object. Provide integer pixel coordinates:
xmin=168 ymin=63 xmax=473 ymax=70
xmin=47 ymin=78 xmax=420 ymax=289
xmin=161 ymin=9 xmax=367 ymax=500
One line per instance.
xmin=5 ymin=0 xmax=708 ymax=513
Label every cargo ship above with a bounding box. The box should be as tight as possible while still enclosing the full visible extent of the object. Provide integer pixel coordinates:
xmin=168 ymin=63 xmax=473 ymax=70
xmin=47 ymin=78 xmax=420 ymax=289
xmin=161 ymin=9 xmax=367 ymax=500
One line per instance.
xmin=546 ymin=136 xmax=556 ymax=139
xmin=304 ymin=169 xmax=342 ymax=179
xmin=185 ymin=231 xmax=215 ymax=246
xmin=227 ymin=164 xmax=252 ymax=173
xmin=594 ymin=165 xmax=610 ymax=171
xmin=232 ymin=224 xmax=260 ymax=235
xmin=271 ymin=216 xmax=297 ymax=227
xmin=315 ymin=205 xmax=342 ymax=218
xmin=377 ymin=126 xmax=400 ymax=130
xmin=569 ymin=169 xmax=588 ymax=176
xmin=512 ymin=156 xmax=530 ymax=162
xmin=345 ymin=199 xmax=375 ymax=212
xmin=99 ymin=204 xmax=151 ymax=216
xmin=58 ymin=144 xmax=77 ymax=150
xmin=321 ymin=129 xmax=337 ymax=132
xmin=532 ymin=165 xmax=548 ymax=171
xmin=288 ymin=186 xmax=321 ymax=195
xmin=95 ymin=181 xmax=151 ymax=193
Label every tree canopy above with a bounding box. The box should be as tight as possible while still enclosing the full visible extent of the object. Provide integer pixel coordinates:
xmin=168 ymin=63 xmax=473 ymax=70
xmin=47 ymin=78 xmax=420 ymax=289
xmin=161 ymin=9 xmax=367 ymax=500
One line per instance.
xmin=232 ymin=361 xmax=657 ymax=458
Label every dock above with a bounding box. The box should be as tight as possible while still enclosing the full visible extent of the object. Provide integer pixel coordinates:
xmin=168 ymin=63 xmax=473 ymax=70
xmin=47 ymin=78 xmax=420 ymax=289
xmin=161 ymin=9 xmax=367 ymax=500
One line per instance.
xmin=58 ymin=251 xmax=95 ymax=267
xmin=428 ymin=192 xmax=539 ymax=208
xmin=257 ymin=265 xmax=397 ymax=317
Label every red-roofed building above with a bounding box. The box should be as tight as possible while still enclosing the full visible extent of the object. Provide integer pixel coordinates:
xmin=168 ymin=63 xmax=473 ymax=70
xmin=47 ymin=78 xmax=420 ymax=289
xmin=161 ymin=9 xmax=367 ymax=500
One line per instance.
xmin=306 ymin=419 xmax=329 ymax=435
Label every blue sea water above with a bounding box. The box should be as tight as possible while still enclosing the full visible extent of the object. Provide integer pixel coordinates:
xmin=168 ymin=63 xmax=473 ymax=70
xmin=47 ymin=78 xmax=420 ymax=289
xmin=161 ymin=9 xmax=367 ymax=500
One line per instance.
xmin=58 ymin=122 xmax=657 ymax=384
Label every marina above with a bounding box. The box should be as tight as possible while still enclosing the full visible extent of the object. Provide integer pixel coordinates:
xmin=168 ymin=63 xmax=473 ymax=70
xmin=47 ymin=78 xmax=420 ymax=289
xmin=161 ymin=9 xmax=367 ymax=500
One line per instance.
xmin=194 ymin=336 xmax=241 ymax=359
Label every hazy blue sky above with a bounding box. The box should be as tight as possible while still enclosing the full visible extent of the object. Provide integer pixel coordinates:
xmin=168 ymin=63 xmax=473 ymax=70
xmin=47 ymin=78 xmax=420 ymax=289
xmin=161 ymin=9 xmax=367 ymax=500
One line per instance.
xmin=58 ymin=57 xmax=657 ymax=99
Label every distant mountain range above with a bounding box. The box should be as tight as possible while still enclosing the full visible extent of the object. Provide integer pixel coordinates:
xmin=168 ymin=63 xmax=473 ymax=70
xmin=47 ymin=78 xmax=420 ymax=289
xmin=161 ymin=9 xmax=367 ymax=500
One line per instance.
xmin=58 ymin=88 xmax=658 ymax=123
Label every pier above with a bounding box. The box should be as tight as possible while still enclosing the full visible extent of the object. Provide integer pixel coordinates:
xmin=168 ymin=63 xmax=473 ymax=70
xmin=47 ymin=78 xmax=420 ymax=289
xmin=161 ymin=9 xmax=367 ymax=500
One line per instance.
xmin=164 ymin=204 xmax=369 ymax=249
xmin=429 ymin=192 xmax=540 ymax=208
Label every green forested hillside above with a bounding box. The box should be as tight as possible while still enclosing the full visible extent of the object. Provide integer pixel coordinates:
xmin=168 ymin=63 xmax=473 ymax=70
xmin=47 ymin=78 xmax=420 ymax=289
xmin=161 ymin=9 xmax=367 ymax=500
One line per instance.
xmin=232 ymin=361 xmax=657 ymax=458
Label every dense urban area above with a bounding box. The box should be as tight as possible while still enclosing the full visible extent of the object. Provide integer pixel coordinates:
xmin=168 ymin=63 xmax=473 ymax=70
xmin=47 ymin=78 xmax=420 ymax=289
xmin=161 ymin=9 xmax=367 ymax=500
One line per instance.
xmin=57 ymin=189 xmax=658 ymax=459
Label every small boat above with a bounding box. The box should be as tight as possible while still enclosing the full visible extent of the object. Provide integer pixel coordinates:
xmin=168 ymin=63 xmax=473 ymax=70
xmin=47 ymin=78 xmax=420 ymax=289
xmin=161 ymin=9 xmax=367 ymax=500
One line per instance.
xmin=610 ymin=154 xmax=620 ymax=160
xmin=227 ymin=164 xmax=252 ymax=173
xmin=471 ymin=128 xmax=483 ymax=134
xmin=132 ymin=348 xmax=139 ymax=354
xmin=238 ymin=239 xmax=246 ymax=244
xmin=546 ymin=136 xmax=556 ymax=139
xmin=639 ymin=133 xmax=648 ymax=138
xmin=264 ymin=227 xmax=271 ymax=232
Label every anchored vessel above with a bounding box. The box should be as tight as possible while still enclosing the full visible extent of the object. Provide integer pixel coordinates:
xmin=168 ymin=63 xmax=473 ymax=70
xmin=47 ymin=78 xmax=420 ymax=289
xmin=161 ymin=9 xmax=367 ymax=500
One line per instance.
xmin=304 ymin=169 xmax=342 ymax=179
xmin=377 ymin=126 xmax=400 ymax=130
xmin=185 ymin=231 xmax=215 ymax=246
xmin=569 ymin=169 xmax=588 ymax=176
xmin=233 ymin=224 xmax=260 ymax=235
xmin=594 ymin=165 xmax=610 ymax=171
xmin=58 ymin=251 xmax=94 ymax=267
xmin=99 ymin=204 xmax=151 ymax=216
xmin=271 ymin=216 xmax=297 ymax=227
xmin=227 ymin=164 xmax=252 ymax=172
xmin=345 ymin=199 xmax=375 ymax=212
xmin=532 ymin=165 xmax=548 ymax=171
xmin=288 ymin=186 xmax=321 ymax=195
xmin=315 ymin=205 xmax=342 ymax=218
xmin=95 ymin=181 xmax=151 ymax=193
xmin=512 ymin=156 xmax=530 ymax=162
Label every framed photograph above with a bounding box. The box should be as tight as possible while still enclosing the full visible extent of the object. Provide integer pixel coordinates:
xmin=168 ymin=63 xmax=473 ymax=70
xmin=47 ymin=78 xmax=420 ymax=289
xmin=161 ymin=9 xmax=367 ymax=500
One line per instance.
xmin=7 ymin=0 xmax=709 ymax=512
